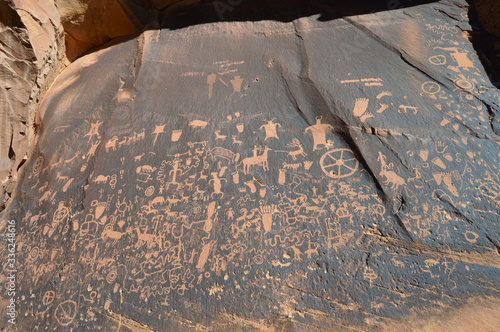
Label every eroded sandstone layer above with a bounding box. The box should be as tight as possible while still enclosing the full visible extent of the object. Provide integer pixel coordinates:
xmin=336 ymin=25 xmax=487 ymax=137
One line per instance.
xmin=0 ymin=0 xmax=65 ymax=209
xmin=1 ymin=0 xmax=499 ymax=331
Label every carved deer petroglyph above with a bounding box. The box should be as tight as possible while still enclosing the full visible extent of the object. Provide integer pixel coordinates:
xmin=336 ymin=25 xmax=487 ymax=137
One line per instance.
xmin=286 ymin=139 xmax=307 ymax=160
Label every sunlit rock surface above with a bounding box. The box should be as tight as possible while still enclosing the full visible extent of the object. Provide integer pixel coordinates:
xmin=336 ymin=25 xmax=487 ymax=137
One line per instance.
xmin=54 ymin=0 xmax=147 ymax=61
xmin=1 ymin=0 xmax=500 ymax=330
xmin=0 ymin=0 xmax=65 ymax=209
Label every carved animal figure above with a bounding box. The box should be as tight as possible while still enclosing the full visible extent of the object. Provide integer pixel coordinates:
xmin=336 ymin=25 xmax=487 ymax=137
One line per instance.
xmin=189 ymin=120 xmax=209 ymax=128
xmin=242 ymin=147 xmax=271 ymax=174
xmin=102 ymin=228 xmax=127 ymax=240
xmin=286 ymin=139 xmax=307 ymax=160
xmin=137 ymin=129 xmax=146 ymax=140
xmin=93 ymin=175 xmax=109 ymax=184
xmin=118 ymin=138 xmax=128 ymax=148
xmin=150 ymin=196 xmax=165 ymax=206
xmin=142 ymin=203 xmax=158 ymax=215
xmin=379 ymin=167 xmax=406 ymax=190
xmin=56 ymin=172 xmax=69 ymax=182
xmin=38 ymin=190 xmax=53 ymax=202
xmin=378 ymin=152 xmax=406 ymax=190
xmin=38 ymin=182 xmax=48 ymax=192
xmin=134 ymin=153 xmax=145 ymax=161
xmin=289 ymin=245 xmax=303 ymax=260
xmin=304 ymin=246 xmax=319 ymax=258
xmin=166 ymin=197 xmax=181 ymax=206
xmin=105 ymin=136 xmax=119 ymax=151
xmin=391 ymin=257 xmax=405 ymax=267
xmin=232 ymin=136 xmax=243 ymax=145
xmin=132 ymin=228 xmax=158 ymax=248
xmin=137 ymin=165 xmax=156 ymax=173
xmin=215 ymin=130 xmax=227 ymax=140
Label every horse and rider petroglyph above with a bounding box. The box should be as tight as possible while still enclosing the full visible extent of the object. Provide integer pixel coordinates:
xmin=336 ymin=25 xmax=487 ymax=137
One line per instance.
xmin=241 ymin=147 xmax=272 ymax=174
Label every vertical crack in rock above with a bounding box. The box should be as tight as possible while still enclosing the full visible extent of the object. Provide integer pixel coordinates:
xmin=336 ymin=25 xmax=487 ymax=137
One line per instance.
xmin=291 ymin=19 xmax=342 ymax=127
xmin=343 ymin=16 xmax=451 ymax=89
xmin=485 ymin=235 xmax=500 ymax=255
xmin=293 ymin=18 xmax=419 ymax=242
xmin=479 ymin=99 xmax=499 ymax=135
xmin=275 ymin=61 xmax=313 ymax=127
xmin=339 ymin=14 xmax=499 ymax=245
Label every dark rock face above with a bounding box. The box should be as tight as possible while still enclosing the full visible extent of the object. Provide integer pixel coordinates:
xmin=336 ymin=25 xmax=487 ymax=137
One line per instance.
xmin=471 ymin=0 xmax=500 ymax=37
xmin=1 ymin=0 xmax=500 ymax=330
xmin=467 ymin=0 xmax=500 ymax=89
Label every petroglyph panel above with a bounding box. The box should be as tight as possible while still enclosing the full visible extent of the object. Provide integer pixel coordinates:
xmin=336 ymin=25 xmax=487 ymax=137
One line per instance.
xmin=1 ymin=1 xmax=499 ymax=330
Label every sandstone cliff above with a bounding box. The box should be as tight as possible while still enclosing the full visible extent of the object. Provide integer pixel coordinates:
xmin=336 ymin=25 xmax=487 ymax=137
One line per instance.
xmin=0 ymin=0 xmax=65 ymax=209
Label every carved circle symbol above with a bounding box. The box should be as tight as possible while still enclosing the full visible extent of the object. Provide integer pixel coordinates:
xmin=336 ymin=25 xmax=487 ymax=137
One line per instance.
xmin=109 ymin=175 xmax=117 ymax=188
xmin=33 ymin=156 xmax=44 ymax=175
xmin=28 ymin=246 xmax=40 ymax=263
xmin=55 ymin=300 xmax=77 ymax=326
xmin=54 ymin=206 xmax=70 ymax=223
xmin=464 ymin=231 xmax=479 ymax=243
xmin=320 ymin=149 xmax=359 ymax=178
xmin=429 ymin=55 xmax=447 ymax=65
xmin=421 ymin=81 xmax=441 ymax=95
xmin=455 ymin=78 xmax=474 ymax=91
xmin=106 ymin=270 xmax=117 ymax=283
xmin=145 ymin=186 xmax=155 ymax=197
xmin=253 ymin=255 xmax=264 ymax=265
xmin=42 ymin=291 xmax=56 ymax=306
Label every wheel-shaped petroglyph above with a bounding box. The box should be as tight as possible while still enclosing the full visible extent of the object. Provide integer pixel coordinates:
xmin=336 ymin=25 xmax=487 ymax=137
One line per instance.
xmin=421 ymin=81 xmax=441 ymax=95
xmin=53 ymin=205 xmax=70 ymax=223
xmin=54 ymin=300 xmax=77 ymax=326
xmin=454 ymin=76 xmax=474 ymax=91
xmin=429 ymin=55 xmax=447 ymax=65
xmin=320 ymin=149 xmax=359 ymax=178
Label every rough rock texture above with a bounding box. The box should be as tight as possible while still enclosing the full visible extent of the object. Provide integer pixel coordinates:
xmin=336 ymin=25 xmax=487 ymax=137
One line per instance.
xmin=471 ymin=0 xmax=500 ymax=37
xmin=0 ymin=0 xmax=65 ymax=210
xmin=55 ymin=0 xmax=147 ymax=61
xmin=468 ymin=0 xmax=500 ymax=89
xmin=2 ymin=0 xmax=498 ymax=212
xmin=1 ymin=0 xmax=500 ymax=331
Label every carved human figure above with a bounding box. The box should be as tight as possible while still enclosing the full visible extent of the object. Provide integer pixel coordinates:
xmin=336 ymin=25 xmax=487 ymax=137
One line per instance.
xmin=259 ymin=120 xmax=281 ymax=140
xmin=84 ymin=121 xmax=103 ymax=141
xmin=305 ymin=117 xmax=333 ymax=150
